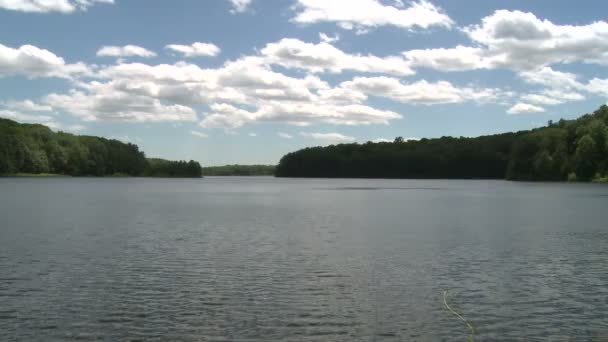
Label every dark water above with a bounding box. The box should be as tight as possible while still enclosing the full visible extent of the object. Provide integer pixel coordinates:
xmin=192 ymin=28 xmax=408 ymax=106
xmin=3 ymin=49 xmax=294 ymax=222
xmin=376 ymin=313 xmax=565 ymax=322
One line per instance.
xmin=1 ymin=177 xmax=608 ymax=341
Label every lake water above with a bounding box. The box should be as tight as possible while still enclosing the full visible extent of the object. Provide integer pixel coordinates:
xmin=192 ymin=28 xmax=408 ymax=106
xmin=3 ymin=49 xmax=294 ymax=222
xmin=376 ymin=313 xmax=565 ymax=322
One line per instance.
xmin=1 ymin=177 xmax=607 ymax=341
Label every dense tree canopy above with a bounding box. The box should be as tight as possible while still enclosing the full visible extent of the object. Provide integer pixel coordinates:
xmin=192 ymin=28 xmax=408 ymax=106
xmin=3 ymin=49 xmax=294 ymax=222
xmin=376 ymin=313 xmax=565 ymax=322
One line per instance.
xmin=276 ymin=105 xmax=608 ymax=182
xmin=201 ymin=164 xmax=275 ymax=176
xmin=0 ymin=118 xmax=202 ymax=178
xmin=144 ymin=158 xmax=203 ymax=178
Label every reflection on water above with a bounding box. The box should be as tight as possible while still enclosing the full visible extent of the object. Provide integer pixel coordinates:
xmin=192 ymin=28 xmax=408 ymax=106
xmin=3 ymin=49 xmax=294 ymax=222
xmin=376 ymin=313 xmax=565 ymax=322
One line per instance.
xmin=0 ymin=177 xmax=607 ymax=341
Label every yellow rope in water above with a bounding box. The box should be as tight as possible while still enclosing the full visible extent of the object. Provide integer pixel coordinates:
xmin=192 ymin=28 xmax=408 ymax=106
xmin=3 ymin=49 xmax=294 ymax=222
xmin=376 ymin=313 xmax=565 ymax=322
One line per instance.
xmin=443 ymin=290 xmax=475 ymax=339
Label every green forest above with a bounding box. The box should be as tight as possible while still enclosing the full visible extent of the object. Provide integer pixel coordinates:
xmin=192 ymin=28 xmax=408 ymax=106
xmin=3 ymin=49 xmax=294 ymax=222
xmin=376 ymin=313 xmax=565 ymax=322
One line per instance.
xmin=0 ymin=118 xmax=202 ymax=178
xmin=201 ymin=164 xmax=275 ymax=176
xmin=276 ymin=105 xmax=608 ymax=182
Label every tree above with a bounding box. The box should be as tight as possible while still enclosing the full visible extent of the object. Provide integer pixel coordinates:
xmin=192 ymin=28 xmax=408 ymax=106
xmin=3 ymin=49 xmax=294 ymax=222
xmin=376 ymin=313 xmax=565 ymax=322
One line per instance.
xmin=575 ymin=134 xmax=597 ymax=181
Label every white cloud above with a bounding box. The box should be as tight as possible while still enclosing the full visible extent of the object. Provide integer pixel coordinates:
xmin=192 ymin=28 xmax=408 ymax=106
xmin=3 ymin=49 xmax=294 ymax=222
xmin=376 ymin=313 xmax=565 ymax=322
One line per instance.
xmin=403 ymin=46 xmax=489 ymax=71
xmin=190 ymin=130 xmax=208 ymax=138
xmin=518 ymin=67 xmax=583 ymax=90
xmin=248 ymin=132 xmax=257 ymax=137
xmin=165 ymin=42 xmax=221 ymax=57
xmin=44 ymin=87 xmax=198 ymax=122
xmin=372 ymin=136 xmax=418 ymax=142
xmin=10 ymin=41 xmax=409 ymax=126
xmin=507 ymin=103 xmax=545 ymax=114
xmin=319 ymin=33 xmax=339 ymax=43
xmin=97 ymin=45 xmax=157 ymax=58
xmin=400 ymin=10 xmax=608 ymax=74
xmin=260 ymin=38 xmax=414 ymax=75
xmin=199 ymin=101 xmax=401 ymax=129
xmin=0 ymin=109 xmax=85 ymax=132
xmin=513 ymin=67 xmax=587 ymax=106
xmin=300 ymin=131 xmax=355 ymax=142
xmin=0 ymin=43 xmax=90 ymax=78
xmin=199 ymin=103 xmax=256 ymax=129
xmin=45 ymin=122 xmax=86 ymax=132
xmin=341 ymin=76 xmax=504 ymax=104
xmin=586 ymin=78 xmax=608 ymax=97
xmin=521 ymin=90 xmax=585 ymax=106
xmin=0 ymin=0 xmax=113 ymax=13
xmin=229 ymin=0 xmax=251 ymax=13
xmin=0 ymin=109 xmax=53 ymax=123
xmin=292 ymin=0 xmax=453 ymax=32
xmin=464 ymin=10 xmax=608 ymax=70
xmin=278 ymin=132 xmax=293 ymax=139
xmin=3 ymin=99 xmax=52 ymax=112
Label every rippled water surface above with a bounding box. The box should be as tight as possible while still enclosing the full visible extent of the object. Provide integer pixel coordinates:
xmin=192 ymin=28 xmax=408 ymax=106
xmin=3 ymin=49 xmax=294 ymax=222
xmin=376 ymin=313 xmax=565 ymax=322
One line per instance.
xmin=1 ymin=177 xmax=608 ymax=341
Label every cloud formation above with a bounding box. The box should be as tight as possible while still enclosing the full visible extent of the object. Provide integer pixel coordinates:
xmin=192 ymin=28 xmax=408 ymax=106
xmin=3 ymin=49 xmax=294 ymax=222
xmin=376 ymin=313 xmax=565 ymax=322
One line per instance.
xmin=300 ymin=132 xmax=355 ymax=142
xmin=190 ymin=130 xmax=208 ymax=138
xmin=292 ymin=0 xmax=453 ymax=32
xmin=507 ymin=103 xmax=545 ymax=114
xmin=97 ymin=45 xmax=157 ymax=58
xmin=403 ymin=10 xmax=608 ymax=73
xmin=165 ymin=42 xmax=221 ymax=57
xmin=0 ymin=43 xmax=90 ymax=78
xmin=260 ymin=38 xmax=413 ymax=75
xmin=0 ymin=0 xmax=113 ymax=13
xmin=341 ymin=77 xmax=505 ymax=104
xmin=229 ymin=0 xmax=251 ymax=13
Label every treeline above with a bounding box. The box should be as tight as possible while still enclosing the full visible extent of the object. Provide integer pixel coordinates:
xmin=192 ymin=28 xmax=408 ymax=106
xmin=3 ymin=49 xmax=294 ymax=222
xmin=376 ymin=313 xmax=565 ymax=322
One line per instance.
xmin=0 ymin=118 xmax=202 ymax=178
xmin=276 ymin=105 xmax=608 ymax=182
xmin=145 ymin=158 xmax=202 ymax=178
xmin=201 ymin=164 xmax=275 ymax=176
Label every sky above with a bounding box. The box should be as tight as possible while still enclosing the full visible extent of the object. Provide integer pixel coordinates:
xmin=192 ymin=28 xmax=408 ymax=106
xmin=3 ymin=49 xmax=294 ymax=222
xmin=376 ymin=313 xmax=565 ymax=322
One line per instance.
xmin=1 ymin=0 xmax=608 ymax=165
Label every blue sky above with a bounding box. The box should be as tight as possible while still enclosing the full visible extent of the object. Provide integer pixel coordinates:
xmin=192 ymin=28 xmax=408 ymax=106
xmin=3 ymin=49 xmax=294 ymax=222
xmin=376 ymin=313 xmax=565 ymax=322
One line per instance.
xmin=1 ymin=0 xmax=608 ymax=165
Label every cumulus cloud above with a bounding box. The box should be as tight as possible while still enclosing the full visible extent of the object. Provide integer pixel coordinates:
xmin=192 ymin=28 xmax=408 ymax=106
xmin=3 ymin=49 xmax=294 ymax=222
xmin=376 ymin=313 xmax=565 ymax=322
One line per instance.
xmin=0 ymin=43 xmax=90 ymax=78
xmin=585 ymin=78 xmax=608 ymax=97
xmin=228 ymin=0 xmax=251 ymax=13
xmin=199 ymin=103 xmax=257 ymax=129
xmin=7 ymin=37 xmax=521 ymax=127
xmin=278 ymin=132 xmax=293 ymax=139
xmin=513 ymin=67 xmax=586 ymax=107
xmin=518 ymin=67 xmax=584 ymax=90
xmin=31 ymin=49 xmax=515 ymax=126
xmin=198 ymin=101 xmax=401 ymax=129
xmin=0 ymin=109 xmax=53 ymax=123
xmin=97 ymin=45 xmax=157 ymax=58
xmin=403 ymin=46 xmax=489 ymax=71
xmin=291 ymin=0 xmax=453 ymax=32
xmin=300 ymin=132 xmax=355 ymax=142
xmin=401 ymin=10 xmax=608 ymax=74
xmin=3 ymin=99 xmax=52 ymax=112
xmin=44 ymin=87 xmax=198 ymax=122
xmin=521 ymin=90 xmax=585 ymax=106
xmin=464 ymin=10 xmax=608 ymax=70
xmin=0 ymin=109 xmax=85 ymax=132
xmin=260 ymin=38 xmax=413 ymax=75
xmin=165 ymin=42 xmax=221 ymax=57
xmin=507 ymin=103 xmax=545 ymax=114
xmin=319 ymin=33 xmax=339 ymax=44
xmin=341 ymin=76 xmax=505 ymax=104
xmin=190 ymin=130 xmax=208 ymax=138
xmin=0 ymin=0 xmax=113 ymax=13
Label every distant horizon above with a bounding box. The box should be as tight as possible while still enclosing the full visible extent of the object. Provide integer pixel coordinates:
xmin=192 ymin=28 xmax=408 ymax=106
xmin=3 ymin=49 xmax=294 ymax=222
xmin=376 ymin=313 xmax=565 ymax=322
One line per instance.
xmin=2 ymin=0 xmax=608 ymax=165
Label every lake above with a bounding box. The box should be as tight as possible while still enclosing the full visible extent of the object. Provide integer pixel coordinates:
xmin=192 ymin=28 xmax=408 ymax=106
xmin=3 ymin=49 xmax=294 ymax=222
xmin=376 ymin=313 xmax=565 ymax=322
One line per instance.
xmin=1 ymin=177 xmax=607 ymax=341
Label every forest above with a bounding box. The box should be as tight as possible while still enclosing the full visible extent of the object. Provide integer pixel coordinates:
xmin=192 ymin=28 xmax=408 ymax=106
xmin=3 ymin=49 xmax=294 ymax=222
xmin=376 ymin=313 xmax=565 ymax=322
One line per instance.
xmin=0 ymin=118 xmax=202 ymax=178
xmin=276 ymin=105 xmax=608 ymax=182
xmin=201 ymin=164 xmax=275 ymax=176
